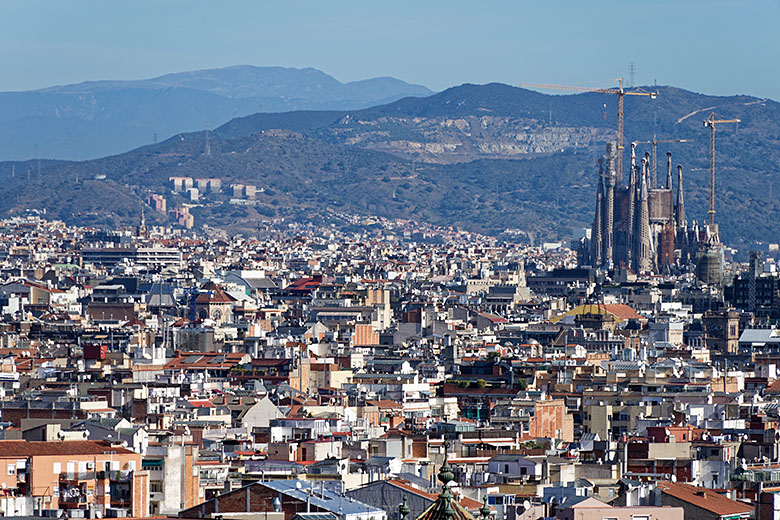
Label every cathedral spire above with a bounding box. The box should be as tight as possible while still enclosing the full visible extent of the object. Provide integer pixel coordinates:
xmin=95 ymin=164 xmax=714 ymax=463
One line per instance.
xmin=603 ymin=143 xmax=617 ymax=268
xmin=626 ymin=145 xmax=637 ymax=268
xmin=638 ymin=160 xmax=652 ymax=272
xmin=676 ymin=164 xmax=686 ymax=228
xmin=592 ymin=159 xmax=604 ymax=266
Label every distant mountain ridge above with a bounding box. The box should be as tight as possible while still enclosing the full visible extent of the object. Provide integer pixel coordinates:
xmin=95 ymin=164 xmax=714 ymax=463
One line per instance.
xmin=0 ymin=82 xmax=778 ymax=249
xmin=0 ymin=66 xmax=432 ymax=160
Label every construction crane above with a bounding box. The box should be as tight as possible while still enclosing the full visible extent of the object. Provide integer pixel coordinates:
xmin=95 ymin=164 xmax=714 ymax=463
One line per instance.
xmin=630 ymin=135 xmax=693 ymax=188
xmin=518 ymin=78 xmax=658 ymax=179
xmin=703 ymin=113 xmax=740 ymax=228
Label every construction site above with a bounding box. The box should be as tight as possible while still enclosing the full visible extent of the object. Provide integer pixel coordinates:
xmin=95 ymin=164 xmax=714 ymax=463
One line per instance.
xmin=552 ymin=79 xmax=742 ymax=283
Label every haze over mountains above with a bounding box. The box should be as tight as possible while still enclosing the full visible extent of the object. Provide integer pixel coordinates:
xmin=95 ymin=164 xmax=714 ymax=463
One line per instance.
xmin=1 ymin=71 xmax=778 ymax=248
xmin=0 ymin=65 xmax=432 ymax=160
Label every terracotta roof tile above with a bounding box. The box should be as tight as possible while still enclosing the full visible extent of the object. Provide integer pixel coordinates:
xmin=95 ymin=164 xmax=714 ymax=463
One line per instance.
xmin=0 ymin=440 xmax=135 ymax=457
xmin=656 ymin=481 xmax=752 ymax=516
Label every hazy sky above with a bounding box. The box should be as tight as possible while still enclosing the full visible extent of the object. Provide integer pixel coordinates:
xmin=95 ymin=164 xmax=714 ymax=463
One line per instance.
xmin=1 ymin=0 xmax=778 ymax=99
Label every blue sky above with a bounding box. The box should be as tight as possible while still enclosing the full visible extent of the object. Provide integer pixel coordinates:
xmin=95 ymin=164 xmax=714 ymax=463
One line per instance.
xmin=1 ymin=0 xmax=777 ymax=99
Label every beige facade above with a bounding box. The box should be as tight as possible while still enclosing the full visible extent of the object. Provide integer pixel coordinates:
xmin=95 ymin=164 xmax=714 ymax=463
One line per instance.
xmin=556 ymin=498 xmax=684 ymax=520
xmin=0 ymin=440 xmax=147 ymax=517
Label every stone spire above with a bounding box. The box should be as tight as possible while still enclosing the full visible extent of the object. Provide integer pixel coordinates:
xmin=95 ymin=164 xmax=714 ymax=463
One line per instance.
xmin=603 ymin=142 xmax=617 ymax=268
xmin=644 ymin=151 xmax=652 ymax=187
xmin=592 ymin=158 xmax=604 ymax=266
xmin=626 ymin=144 xmax=637 ymax=268
xmin=676 ymin=164 xmax=686 ymax=228
xmin=638 ymin=160 xmax=652 ymax=273
xmin=666 ymin=151 xmax=673 ymax=189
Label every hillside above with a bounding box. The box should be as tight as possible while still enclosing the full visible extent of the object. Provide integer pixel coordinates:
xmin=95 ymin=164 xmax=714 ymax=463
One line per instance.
xmin=1 ymin=82 xmax=778 ymax=248
xmin=0 ymin=66 xmax=431 ymax=161
xmin=215 ymin=83 xmax=780 ymax=246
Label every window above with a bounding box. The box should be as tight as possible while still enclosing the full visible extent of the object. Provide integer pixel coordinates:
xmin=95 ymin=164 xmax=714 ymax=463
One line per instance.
xmin=6 ymin=464 xmax=14 ymax=476
xmin=520 ymin=467 xmax=527 ymax=475
xmin=631 ymin=516 xmax=649 ymax=520
xmin=53 ymin=462 xmax=61 ymax=475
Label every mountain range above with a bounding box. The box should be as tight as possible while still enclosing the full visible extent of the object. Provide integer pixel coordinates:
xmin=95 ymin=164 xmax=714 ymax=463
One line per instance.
xmin=1 ymin=79 xmax=778 ymax=250
xmin=0 ymin=66 xmax=432 ymax=161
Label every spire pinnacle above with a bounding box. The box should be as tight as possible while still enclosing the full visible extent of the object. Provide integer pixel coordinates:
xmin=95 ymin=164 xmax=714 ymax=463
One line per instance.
xmin=399 ymin=495 xmax=410 ymax=520
xmin=438 ymin=445 xmax=454 ymax=486
xmin=480 ymin=496 xmax=491 ymax=519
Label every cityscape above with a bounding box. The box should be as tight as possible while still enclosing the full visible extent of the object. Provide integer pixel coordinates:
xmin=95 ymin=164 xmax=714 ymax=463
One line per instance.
xmin=0 ymin=2 xmax=779 ymax=520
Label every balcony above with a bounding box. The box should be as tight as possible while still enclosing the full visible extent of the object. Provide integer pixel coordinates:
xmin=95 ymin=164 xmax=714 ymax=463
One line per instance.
xmin=60 ymin=471 xmax=110 ymax=482
xmin=59 ymin=496 xmax=88 ymax=507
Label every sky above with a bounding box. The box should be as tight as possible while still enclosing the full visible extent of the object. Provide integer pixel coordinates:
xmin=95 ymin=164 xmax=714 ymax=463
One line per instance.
xmin=0 ymin=0 xmax=778 ymax=99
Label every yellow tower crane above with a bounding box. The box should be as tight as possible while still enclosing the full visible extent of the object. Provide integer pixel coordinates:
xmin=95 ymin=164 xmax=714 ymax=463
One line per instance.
xmin=703 ymin=113 xmax=740 ymax=228
xmin=518 ymin=79 xmax=658 ymax=180
xmin=630 ymin=136 xmax=693 ymax=188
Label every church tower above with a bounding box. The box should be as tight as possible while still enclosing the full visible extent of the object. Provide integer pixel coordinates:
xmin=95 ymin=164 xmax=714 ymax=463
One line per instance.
xmin=603 ymin=142 xmax=616 ymax=268
xmin=592 ymin=158 xmax=604 ymax=266
xmin=676 ymin=164 xmax=686 ymax=229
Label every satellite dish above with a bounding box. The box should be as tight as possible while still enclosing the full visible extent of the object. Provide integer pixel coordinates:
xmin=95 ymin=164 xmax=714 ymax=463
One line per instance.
xmin=523 ymin=500 xmax=531 ymax=511
xmin=296 ymin=482 xmax=302 ymax=490
xmin=671 ymin=475 xmax=677 ymax=483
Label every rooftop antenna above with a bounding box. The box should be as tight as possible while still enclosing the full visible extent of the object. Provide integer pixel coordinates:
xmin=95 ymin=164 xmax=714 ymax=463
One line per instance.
xmin=204 ymin=121 xmax=211 ymax=156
